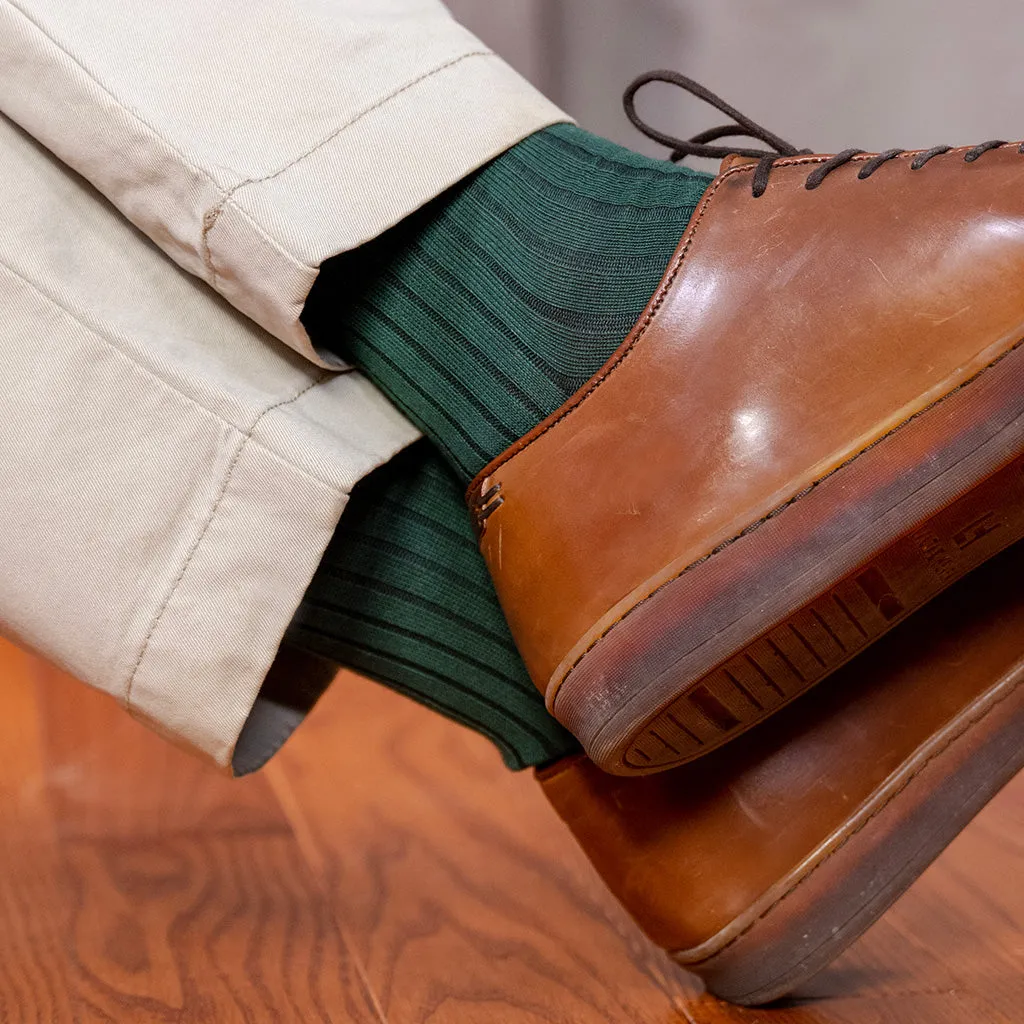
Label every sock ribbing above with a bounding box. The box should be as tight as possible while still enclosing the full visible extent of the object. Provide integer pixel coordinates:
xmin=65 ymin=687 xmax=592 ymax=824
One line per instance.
xmin=304 ymin=123 xmax=713 ymax=481
xmin=291 ymin=126 xmax=714 ymax=765
xmin=288 ymin=441 xmax=577 ymax=770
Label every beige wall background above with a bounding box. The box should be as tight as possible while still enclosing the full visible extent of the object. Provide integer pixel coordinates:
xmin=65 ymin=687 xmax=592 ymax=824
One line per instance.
xmin=447 ymin=0 xmax=1024 ymax=162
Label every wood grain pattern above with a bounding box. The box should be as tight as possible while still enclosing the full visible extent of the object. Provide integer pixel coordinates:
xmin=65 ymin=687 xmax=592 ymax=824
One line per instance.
xmin=0 ymin=636 xmax=1021 ymax=1022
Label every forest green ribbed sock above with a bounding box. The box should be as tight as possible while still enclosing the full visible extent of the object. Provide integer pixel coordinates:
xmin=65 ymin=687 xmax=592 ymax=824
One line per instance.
xmin=304 ymin=122 xmax=713 ymax=480
xmin=288 ymin=441 xmax=576 ymax=770
xmin=292 ymin=124 xmax=713 ymax=768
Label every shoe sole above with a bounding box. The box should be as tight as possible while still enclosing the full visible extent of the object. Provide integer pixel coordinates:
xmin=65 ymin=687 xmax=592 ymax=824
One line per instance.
xmin=553 ymin=338 xmax=1024 ymax=775
xmin=676 ymin=642 xmax=1024 ymax=1005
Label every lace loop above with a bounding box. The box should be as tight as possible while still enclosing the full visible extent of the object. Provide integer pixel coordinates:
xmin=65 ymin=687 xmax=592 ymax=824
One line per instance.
xmin=624 ymin=71 xmax=1015 ymax=196
xmin=623 ymin=71 xmax=805 ymax=164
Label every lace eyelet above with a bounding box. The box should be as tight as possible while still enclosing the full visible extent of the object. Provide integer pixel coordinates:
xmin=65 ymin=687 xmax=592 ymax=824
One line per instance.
xmin=964 ymin=140 xmax=1006 ymax=163
xmin=857 ymin=148 xmax=905 ymax=180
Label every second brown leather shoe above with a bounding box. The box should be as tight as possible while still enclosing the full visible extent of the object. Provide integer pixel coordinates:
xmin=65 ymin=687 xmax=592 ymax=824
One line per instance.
xmin=467 ymin=74 xmax=1024 ymax=775
xmin=540 ymin=541 xmax=1024 ymax=1004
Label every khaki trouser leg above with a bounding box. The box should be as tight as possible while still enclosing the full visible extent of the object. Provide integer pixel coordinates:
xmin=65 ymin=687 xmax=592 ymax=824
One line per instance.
xmin=0 ymin=0 xmax=566 ymax=767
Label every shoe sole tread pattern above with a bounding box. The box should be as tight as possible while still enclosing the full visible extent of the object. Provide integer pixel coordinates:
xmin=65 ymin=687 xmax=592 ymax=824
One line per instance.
xmin=628 ymin=453 xmax=1024 ymax=769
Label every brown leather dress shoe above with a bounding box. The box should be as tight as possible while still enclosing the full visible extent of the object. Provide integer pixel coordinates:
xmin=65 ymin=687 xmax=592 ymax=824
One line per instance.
xmin=539 ymin=541 xmax=1024 ymax=1004
xmin=467 ymin=74 xmax=1024 ymax=775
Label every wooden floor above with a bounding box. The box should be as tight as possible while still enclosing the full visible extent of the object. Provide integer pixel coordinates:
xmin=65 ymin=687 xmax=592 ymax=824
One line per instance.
xmin=0 ymin=638 xmax=1021 ymax=1023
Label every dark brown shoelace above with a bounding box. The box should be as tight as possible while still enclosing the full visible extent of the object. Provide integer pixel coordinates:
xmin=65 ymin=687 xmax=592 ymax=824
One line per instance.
xmin=624 ymin=70 xmax=1014 ymax=197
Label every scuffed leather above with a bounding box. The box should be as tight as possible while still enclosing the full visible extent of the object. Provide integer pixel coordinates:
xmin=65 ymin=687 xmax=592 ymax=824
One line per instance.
xmin=471 ymin=145 xmax=1024 ymax=698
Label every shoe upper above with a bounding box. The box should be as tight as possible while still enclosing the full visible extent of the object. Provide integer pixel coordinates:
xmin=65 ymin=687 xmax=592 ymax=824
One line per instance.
xmin=469 ymin=143 xmax=1024 ymax=703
